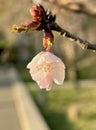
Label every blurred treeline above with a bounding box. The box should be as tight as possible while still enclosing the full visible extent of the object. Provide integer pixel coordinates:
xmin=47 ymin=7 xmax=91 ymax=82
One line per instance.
xmin=0 ymin=0 xmax=96 ymax=86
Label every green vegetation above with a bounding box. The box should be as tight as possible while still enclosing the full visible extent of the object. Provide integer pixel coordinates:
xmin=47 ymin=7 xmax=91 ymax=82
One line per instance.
xmin=78 ymin=65 xmax=96 ymax=79
xmin=29 ymin=86 xmax=96 ymax=130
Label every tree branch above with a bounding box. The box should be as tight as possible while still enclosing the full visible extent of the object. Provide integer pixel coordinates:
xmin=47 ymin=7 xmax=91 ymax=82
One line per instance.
xmin=50 ymin=22 xmax=96 ymax=51
xmin=12 ymin=4 xmax=96 ymax=51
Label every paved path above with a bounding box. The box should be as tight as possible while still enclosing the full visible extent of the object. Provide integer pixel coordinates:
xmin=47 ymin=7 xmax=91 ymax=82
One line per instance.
xmin=0 ymin=66 xmax=50 ymax=130
xmin=0 ymin=66 xmax=22 ymax=130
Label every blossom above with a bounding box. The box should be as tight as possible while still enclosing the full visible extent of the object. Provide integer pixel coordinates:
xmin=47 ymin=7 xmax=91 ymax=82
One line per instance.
xmin=27 ymin=51 xmax=65 ymax=91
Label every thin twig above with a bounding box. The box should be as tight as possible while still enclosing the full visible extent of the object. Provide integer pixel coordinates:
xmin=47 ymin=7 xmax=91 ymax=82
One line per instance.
xmin=50 ymin=22 xmax=96 ymax=51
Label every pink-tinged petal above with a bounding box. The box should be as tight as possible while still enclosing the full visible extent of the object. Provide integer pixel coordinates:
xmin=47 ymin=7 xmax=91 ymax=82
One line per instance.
xmin=27 ymin=51 xmax=44 ymax=74
xmin=32 ymin=69 xmax=47 ymax=82
xmin=40 ymin=52 xmax=61 ymax=63
xmin=38 ymin=73 xmax=53 ymax=91
xmin=53 ymin=62 xmax=65 ymax=85
xmin=27 ymin=52 xmax=49 ymax=82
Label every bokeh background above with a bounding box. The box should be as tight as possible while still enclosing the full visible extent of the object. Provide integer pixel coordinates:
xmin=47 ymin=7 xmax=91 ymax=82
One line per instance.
xmin=0 ymin=0 xmax=96 ymax=130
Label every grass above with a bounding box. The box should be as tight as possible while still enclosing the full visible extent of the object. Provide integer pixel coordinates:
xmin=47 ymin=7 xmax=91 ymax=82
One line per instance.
xmin=28 ymin=85 xmax=96 ymax=130
xmin=78 ymin=65 xmax=96 ymax=79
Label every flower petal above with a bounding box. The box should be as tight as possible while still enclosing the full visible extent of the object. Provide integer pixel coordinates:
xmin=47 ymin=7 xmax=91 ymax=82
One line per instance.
xmin=38 ymin=73 xmax=53 ymax=90
xmin=27 ymin=51 xmax=44 ymax=74
xmin=53 ymin=62 xmax=65 ymax=85
xmin=40 ymin=52 xmax=62 ymax=63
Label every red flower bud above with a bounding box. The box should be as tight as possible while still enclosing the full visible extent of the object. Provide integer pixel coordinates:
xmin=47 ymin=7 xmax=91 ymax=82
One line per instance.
xmin=30 ymin=4 xmax=46 ymax=22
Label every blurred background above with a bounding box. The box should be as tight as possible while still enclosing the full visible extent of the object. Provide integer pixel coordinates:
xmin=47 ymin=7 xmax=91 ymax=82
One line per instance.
xmin=0 ymin=0 xmax=96 ymax=130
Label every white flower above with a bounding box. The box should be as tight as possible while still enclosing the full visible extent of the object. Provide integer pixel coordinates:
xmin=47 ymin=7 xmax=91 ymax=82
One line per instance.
xmin=27 ymin=51 xmax=65 ymax=90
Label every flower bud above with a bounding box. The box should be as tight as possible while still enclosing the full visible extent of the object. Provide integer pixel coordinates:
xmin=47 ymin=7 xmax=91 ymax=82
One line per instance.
xmin=30 ymin=4 xmax=45 ymax=22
